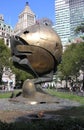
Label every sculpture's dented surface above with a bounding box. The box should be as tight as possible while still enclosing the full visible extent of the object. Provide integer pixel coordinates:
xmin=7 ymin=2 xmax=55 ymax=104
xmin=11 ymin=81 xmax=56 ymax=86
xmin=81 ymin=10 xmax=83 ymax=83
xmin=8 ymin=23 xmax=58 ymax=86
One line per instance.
xmin=10 ymin=21 xmax=62 ymax=98
xmin=10 ymin=22 xmax=62 ymax=78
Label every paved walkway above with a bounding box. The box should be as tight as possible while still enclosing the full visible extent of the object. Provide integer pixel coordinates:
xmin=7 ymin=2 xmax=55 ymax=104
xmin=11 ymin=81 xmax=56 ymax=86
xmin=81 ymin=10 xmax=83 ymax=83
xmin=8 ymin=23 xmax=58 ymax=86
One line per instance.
xmin=0 ymin=97 xmax=80 ymax=112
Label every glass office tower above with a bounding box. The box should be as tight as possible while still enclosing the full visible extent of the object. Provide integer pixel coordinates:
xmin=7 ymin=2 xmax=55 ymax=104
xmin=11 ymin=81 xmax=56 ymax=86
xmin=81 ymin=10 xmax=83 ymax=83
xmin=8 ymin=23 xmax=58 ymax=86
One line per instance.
xmin=55 ymin=0 xmax=84 ymax=46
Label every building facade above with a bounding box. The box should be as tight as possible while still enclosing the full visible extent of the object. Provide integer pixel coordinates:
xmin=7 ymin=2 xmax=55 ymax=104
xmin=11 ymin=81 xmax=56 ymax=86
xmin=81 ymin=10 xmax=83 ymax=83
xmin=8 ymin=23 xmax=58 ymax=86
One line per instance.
xmin=2 ymin=67 xmax=15 ymax=91
xmin=14 ymin=2 xmax=36 ymax=35
xmin=0 ymin=14 xmax=13 ymax=47
xmin=55 ymin=0 xmax=84 ymax=47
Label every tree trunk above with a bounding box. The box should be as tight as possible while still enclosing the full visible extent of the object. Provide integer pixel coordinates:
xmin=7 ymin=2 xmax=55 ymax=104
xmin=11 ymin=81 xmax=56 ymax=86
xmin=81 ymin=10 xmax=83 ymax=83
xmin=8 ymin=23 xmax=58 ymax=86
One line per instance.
xmin=83 ymin=72 xmax=84 ymax=90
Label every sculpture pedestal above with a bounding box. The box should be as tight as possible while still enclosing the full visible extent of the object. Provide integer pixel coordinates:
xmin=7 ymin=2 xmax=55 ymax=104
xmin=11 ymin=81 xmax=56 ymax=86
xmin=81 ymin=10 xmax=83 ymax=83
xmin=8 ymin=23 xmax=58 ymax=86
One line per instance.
xmin=22 ymin=79 xmax=47 ymax=97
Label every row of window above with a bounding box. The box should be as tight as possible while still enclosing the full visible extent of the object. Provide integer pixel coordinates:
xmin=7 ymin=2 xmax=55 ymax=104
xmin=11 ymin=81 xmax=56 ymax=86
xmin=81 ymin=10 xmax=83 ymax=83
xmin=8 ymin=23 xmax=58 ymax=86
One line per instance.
xmin=0 ymin=27 xmax=12 ymax=33
xmin=0 ymin=23 xmax=10 ymax=28
xmin=0 ymin=22 xmax=12 ymax=33
xmin=0 ymin=31 xmax=10 ymax=37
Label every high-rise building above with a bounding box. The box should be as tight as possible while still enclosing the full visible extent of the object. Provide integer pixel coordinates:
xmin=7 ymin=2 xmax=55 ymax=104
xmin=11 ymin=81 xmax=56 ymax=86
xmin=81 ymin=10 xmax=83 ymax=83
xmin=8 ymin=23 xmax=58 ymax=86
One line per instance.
xmin=0 ymin=14 xmax=13 ymax=47
xmin=55 ymin=0 xmax=84 ymax=47
xmin=14 ymin=2 xmax=36 ymax=35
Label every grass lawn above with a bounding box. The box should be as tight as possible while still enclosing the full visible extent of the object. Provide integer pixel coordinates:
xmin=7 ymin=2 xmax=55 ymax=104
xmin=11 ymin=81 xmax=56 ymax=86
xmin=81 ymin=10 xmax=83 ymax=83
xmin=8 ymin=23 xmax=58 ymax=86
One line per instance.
xmin=0 ymin=89 xmax=22 ymax=98
xmin=0 ymin=89 xmax=84 ymax=104
xmin=46 ymin=89 xmax=84 ymax=105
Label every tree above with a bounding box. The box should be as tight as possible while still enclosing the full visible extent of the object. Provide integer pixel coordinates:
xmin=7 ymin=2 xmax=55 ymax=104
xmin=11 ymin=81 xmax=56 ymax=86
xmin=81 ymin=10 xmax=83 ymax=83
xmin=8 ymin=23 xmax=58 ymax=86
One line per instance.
xmin=0 ymin=39 xmax=11 ymax=82
xmin=75 ymin=23 xmax=84 ymax=40
xmin=74 ymin=42 xmax=84 ymax=89
xmin=75 ymin=23 xmax=84 ymax=34
xmin=58 ymin=42 xmax=84 ymax=88
xmin=75 ymin=23 xmax=84 ymax=89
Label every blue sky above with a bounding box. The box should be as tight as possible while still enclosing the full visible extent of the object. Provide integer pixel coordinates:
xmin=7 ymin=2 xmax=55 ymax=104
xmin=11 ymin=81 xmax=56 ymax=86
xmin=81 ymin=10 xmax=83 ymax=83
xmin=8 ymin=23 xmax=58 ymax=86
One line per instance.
xmin=0 ymin=0 xmax=55 ymax=28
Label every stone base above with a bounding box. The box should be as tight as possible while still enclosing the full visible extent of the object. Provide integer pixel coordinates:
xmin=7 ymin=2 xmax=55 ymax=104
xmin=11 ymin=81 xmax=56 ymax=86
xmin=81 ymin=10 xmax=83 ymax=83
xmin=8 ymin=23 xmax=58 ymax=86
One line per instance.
xmin=9 ymin=79 xmax=80 ymax=108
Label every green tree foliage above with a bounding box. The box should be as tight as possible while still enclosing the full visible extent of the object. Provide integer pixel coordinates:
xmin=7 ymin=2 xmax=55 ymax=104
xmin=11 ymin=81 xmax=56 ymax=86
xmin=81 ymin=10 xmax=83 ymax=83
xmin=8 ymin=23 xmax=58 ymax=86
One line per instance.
xmin=0 ymin=39 xmax=11 ymax=67
xmin=58 ymin=42 xmax=84 ymax=81
xmin=0 ymin=39 xmax=11 ymax=82
xmin=75 ymin=23 xmax=84 ymax=40
xmin=75 ymin=23 xmax=84 ymax=34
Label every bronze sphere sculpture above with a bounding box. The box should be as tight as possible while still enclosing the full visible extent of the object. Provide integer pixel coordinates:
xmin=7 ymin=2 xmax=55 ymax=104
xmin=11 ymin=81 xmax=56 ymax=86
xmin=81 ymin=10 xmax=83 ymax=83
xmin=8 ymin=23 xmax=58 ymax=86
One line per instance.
xmin=10 ymin=21 xmax=62 ymax=98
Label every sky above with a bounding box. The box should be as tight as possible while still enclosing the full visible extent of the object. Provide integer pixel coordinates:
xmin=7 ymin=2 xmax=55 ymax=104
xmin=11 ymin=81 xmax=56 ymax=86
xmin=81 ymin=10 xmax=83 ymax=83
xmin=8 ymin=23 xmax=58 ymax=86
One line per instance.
xmin=0 ymin=0 xmax=55 ymax=28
